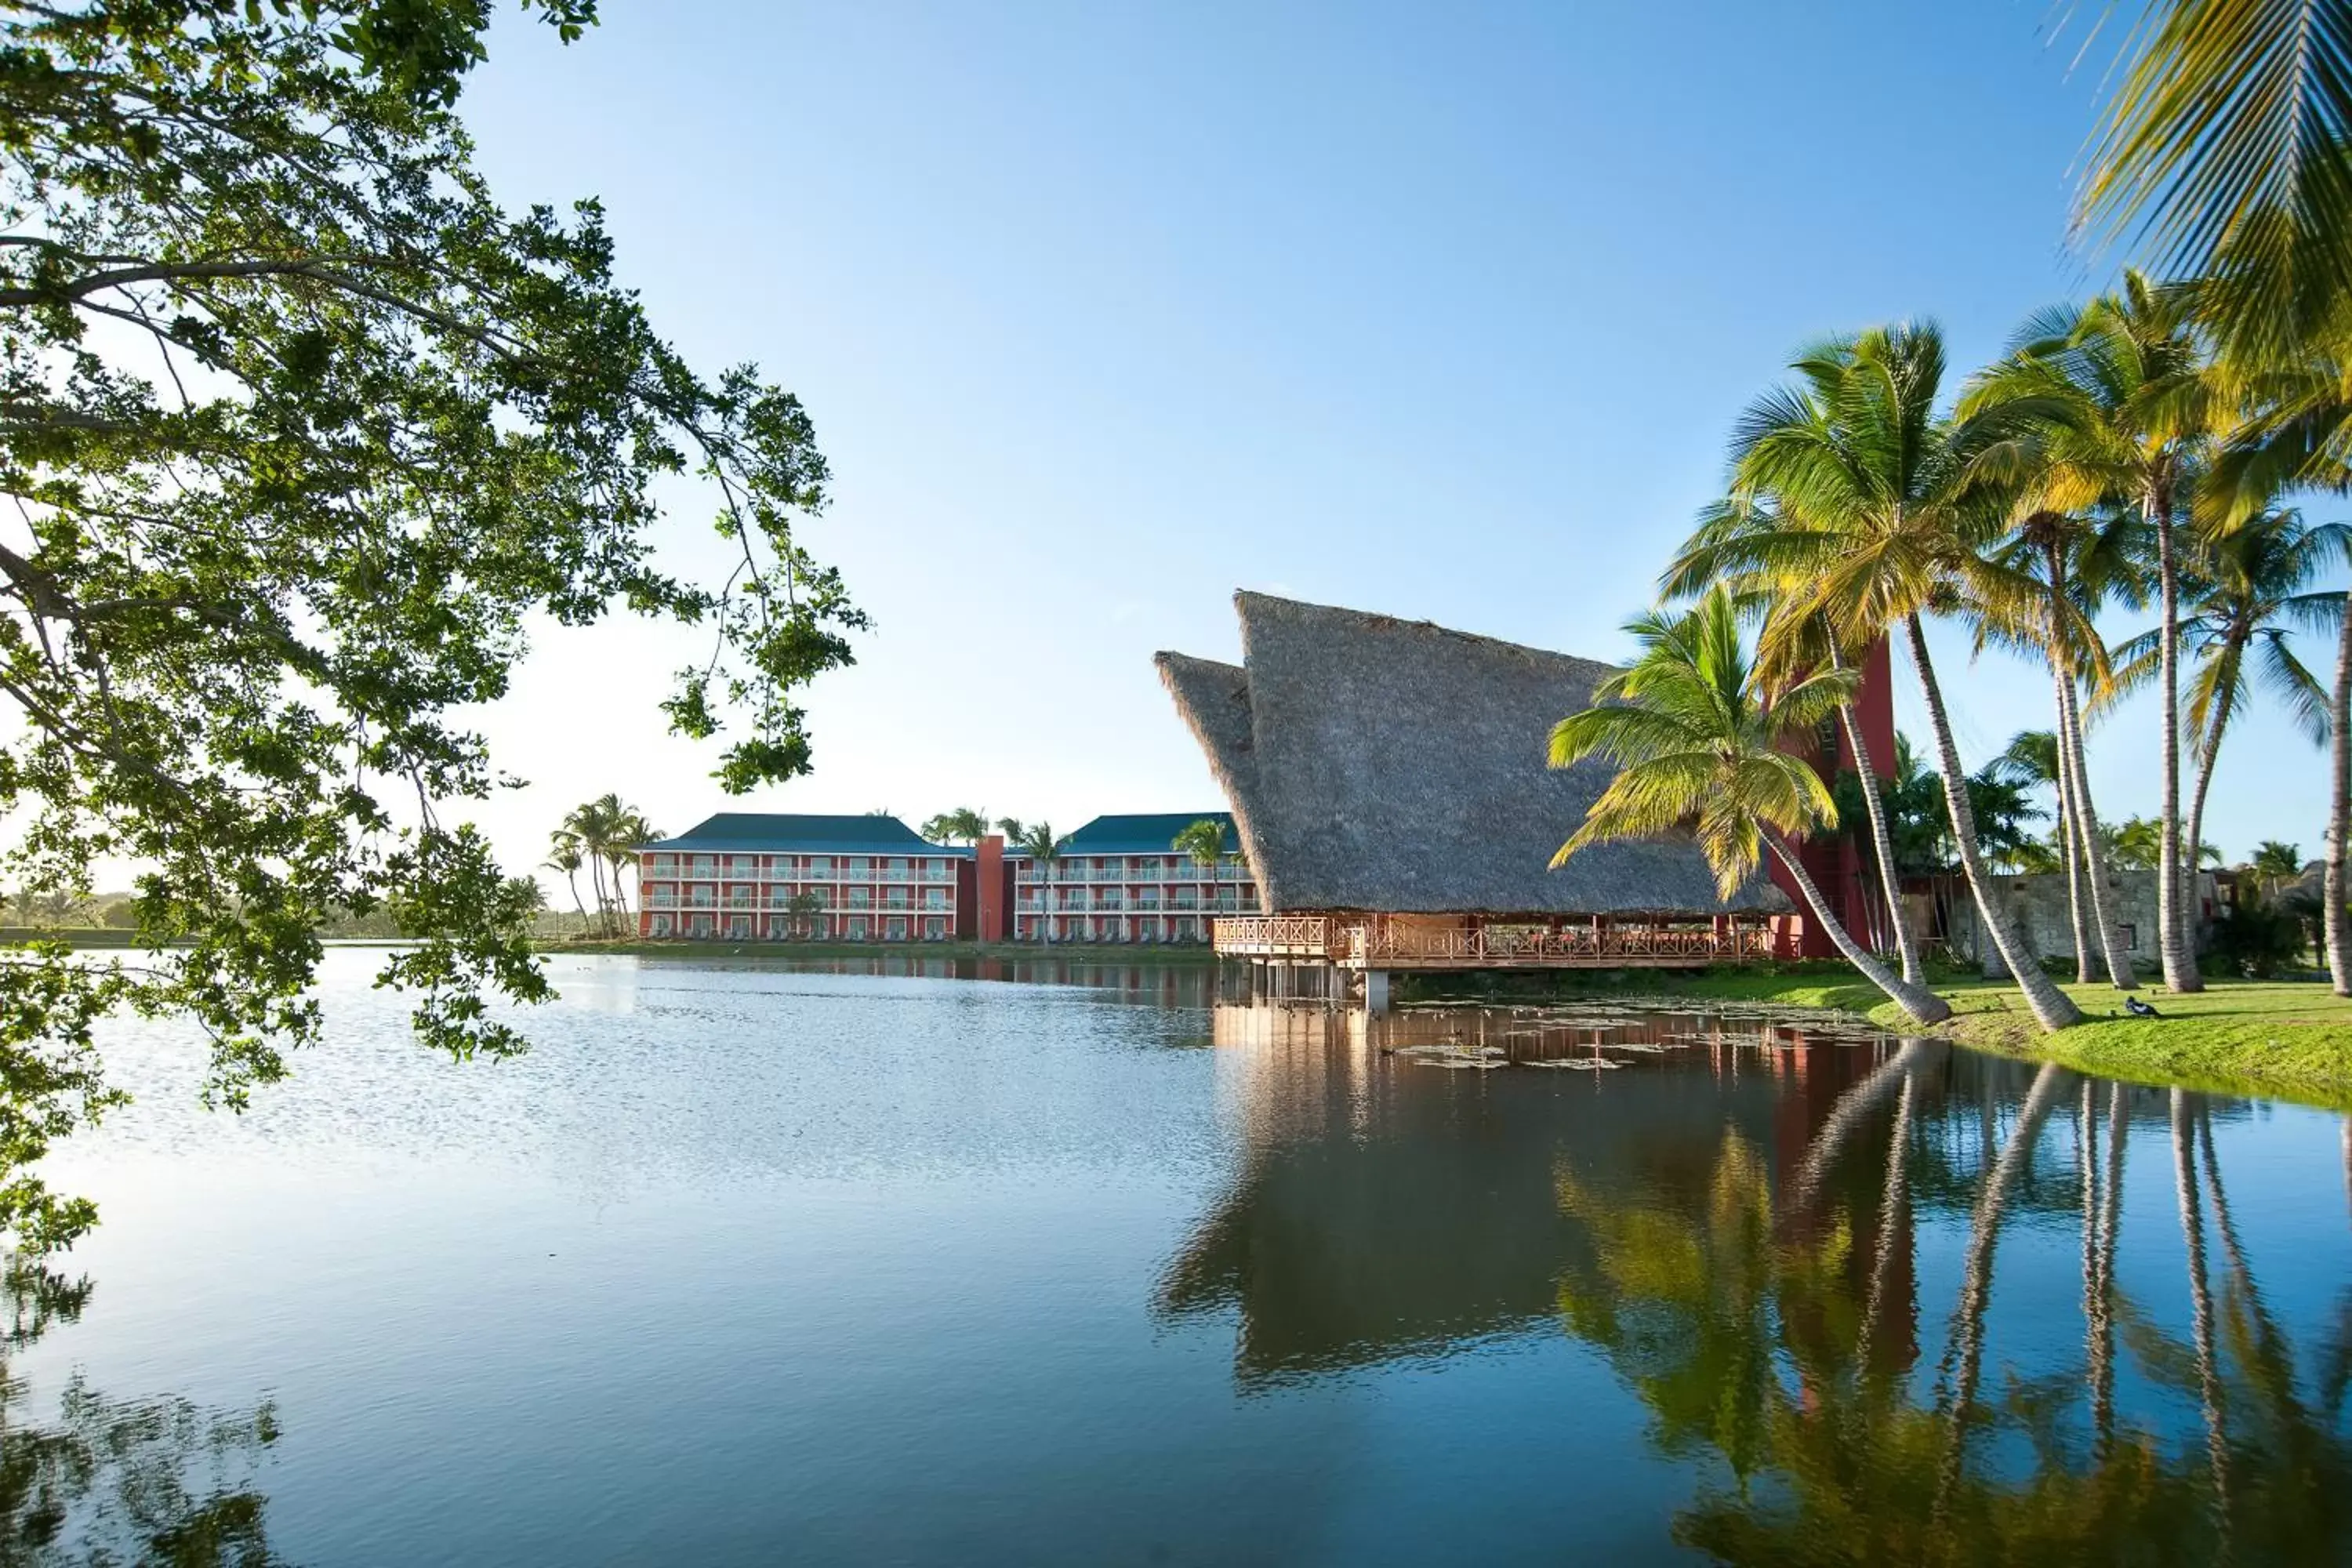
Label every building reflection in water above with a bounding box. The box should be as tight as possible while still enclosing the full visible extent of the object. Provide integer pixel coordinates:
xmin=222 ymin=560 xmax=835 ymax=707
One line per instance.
xmin=1162 ymin=1000 xmax=2352 ymax=1563
xmin=643 ymin=953 xmax=1231 ymax=1010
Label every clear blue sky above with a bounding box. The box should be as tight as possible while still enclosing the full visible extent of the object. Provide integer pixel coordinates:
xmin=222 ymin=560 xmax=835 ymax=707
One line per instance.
xmin=452 ymin=2 xmax=2337 ymax=879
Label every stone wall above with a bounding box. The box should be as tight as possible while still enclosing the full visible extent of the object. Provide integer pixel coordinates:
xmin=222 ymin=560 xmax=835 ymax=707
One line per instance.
xmin=1944 ymin=869 xmax=2208 ymax=978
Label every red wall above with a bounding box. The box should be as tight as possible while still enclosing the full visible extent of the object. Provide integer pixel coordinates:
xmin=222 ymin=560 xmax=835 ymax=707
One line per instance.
xmin=1768 ymin=637 xmax=1896 ymax=960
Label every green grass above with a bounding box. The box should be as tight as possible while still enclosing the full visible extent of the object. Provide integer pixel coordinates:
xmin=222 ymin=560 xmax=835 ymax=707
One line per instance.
xmin=1405 ymin=964 xmax=2352 ymax=1110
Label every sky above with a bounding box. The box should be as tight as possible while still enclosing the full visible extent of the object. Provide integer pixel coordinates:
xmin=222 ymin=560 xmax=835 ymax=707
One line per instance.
xmin=444 ymin=0 xmax=2341 ymax=891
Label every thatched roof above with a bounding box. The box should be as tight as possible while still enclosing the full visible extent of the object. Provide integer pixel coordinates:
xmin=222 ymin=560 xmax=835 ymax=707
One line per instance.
xmin=1154 ymin=592 xmax=1790 ymax=917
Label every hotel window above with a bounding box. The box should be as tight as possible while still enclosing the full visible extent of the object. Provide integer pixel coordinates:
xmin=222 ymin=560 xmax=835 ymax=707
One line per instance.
xmin=845 ymin=917 xmax=868 ymax=941
xmin=923 ymin=916 xmax=946 ymax=941
xmin=887 ymin=857 xmax=909 ymax=880
xmin=806 ymin=856 xmax=831 ymax=877
xmin=693 ymin=855 xmax=716 ymax=877
xmin=848 ymin=856 xmax=870 ymax=878
xmin=886 ymin=916 xmax=908 ymax=942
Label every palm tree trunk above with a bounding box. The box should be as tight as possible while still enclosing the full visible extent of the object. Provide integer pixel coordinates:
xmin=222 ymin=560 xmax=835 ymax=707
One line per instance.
xmin=1763 ymin=831 xmax=1950 ymax=1023
xmin=2328 ymin=597 xmax=2352 ymax=995
xmin=2092 ymin=1080 xmax=2126 ymax=1455
xmin=1936 ymin=1059 xmax=2067 ymax=1519
xmin=1838 ymin=696 xmax=1926 ymax=986
xmin=2183 ymin=685 xmax=2236 ymax=983
xmin=1857 ymin=1061 xmax=1917 ymax=1378
xmin=1902 ymin=616 xmax=2085 ymax=1031
xmin=2057 ymin=665 xmax=2141 ymax=990
xmin=2173 ymin=1089 xmax=2232 ymax=1543
xmin=2154 ymin=481 xmax=2202 ymax=991
xmin=2053 ymin=665 xmax=2098 ymax=982
xmin=565 ymin=869 xmax=586 ymax=927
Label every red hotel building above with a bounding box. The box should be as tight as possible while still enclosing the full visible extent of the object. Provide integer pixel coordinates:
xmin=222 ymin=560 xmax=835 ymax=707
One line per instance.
xmin=1014 ymin=813 xmax=1257 ymax=944
xmin=638 ymin=814 xmax=996 ymax=942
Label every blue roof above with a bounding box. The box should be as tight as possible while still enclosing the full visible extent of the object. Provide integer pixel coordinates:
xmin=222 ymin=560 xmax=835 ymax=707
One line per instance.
xmin=646 ymin=814 xmax=965 ymax=856
xmin=1059 ymin=812 xmax=1237 ymax=856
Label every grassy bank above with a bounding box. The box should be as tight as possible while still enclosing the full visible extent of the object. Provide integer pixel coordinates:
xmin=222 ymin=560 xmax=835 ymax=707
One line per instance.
xmin=1413 ymin=964 xmax=2352 ymax=1110
xmin=537 ymin=938 xmax=1221 ymax=965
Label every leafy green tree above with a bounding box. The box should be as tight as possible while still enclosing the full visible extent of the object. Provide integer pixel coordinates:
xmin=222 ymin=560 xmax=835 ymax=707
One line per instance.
xmin=2250 ymin=839 xmax=2307 ymax=895
xmin=0 ymin=5 xmax=863 ymax=1243
xmin=1708 ymin=324 xmax=2082 ymax=1028
xmin=1547 ymin=588 xmax=1951 ymax=1024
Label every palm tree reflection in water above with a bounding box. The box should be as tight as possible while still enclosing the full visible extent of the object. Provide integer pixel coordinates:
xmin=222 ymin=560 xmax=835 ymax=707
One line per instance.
xmin=1163 ymin=1005 xmax=2352 ymax=1563
xmin=1554 ymin=1045 xmax=2349 ymax=1563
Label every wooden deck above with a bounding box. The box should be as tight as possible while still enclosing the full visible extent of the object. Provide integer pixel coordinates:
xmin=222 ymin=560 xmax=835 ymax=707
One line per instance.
xmin=1213 ymin=916 xmax=1783 ymax=970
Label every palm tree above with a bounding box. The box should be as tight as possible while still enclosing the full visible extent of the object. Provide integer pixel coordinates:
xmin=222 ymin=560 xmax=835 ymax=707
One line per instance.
xmin=922 ymin=808 xmax=993 ymax=847
xmin=601 ymin=805 xmax=659 ymax=931
xmin=1715 ymin=323 xmax=2082 ymax=1029
xmin=561 ymin=794 xmax=655 ymax=938
xmin=1671 ymin=514 xmax=1933 ymax=989
xmin=2075 ymin=0 xmax=2352 ymax=365
xmin=2250 ymin=840 xmax=2306 ymax=898
xmin=1547 ymin=588 xmax=1951 ymax=1024
xmin=544 ymin=834 xmax=590 ymax=930
xmin=1001 ymin=819 xmax=1066 ymax=944
xmin=1954 ymin=277 xmax=2221 ymax=992
xmin=1171 ymin=818 xmax=1229 ymax=870
xmin=2111 ymin=510 xmax=2343 ymax=920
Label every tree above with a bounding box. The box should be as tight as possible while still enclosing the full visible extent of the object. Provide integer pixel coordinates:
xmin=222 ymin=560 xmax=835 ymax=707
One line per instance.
xmin=1001 ymin=818 xmax=1066 ymax=945
xmin=2074 ymin=0 xmax=2352 ymax=365
xmin=1955 ymin=277 xmax=2221 ymax=992
xmin=1715 ymin=324 xmax=2082 ymax=1029
xmin=0 ymin=5 xmax=865 ymax=1245
xmin=783 ymin=887 xmax=824 ymax=940
xmin=921 ymin=808 xmax=993 ymax=846
xmin=2110 ymin=508 xmax=2343 ymax=924
xmin=1171 ymin=818 xmax=1231 ymax=870
xmin=2250 ymin=839 xmax=2307 ymax=896
xmin=544 ymin=835 xmax=589 ymax=929
xmin=1668 ymin=515 xmax=1931 ymax=987
xmin=1546 ymin=589 xmax=1951 ymax=1025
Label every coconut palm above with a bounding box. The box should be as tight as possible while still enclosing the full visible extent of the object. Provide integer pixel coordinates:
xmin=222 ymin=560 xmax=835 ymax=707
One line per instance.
xmin=2075 ymin=0 xmax=2352 ymax=365
xmin=923 ymin=808 xmax=993 ymax=847
xmin=1711 ymin=323 xmax=2082 ymax=1029
xmin=1672 ymin=509 xmax=1932 ymax=987
xmin=1002 ymin=819 xmax=1066 ymax=945
xmin=1953 ymin=277 xmax=2221 ymax=991
xmin=2111 ymin=510 xmax=2344 ymax=917
xmin=1171 ymin=818 xmax=1230 ymax=870
xmin=561 ymin=794 xmax=655 ymax=937
xmin=544 ymin=834 xmax=590 ymax=930
xmin=2250 ymin=840 xmax=2307 ymax=898
xmin=1547 ymin=588 xmax=1951 ymax=1025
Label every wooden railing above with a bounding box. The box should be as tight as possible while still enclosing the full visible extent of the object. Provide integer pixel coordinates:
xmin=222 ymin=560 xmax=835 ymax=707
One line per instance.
xmin=1345 ymin=921 xmax=1776 ymax=966
xmin=1212 ymin=916 xmax=1341 ymax=957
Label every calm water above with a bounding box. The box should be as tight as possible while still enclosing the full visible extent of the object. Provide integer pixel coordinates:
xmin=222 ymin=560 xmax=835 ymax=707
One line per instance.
xmin=9 ymin=953 xmax=2351 ymax=1564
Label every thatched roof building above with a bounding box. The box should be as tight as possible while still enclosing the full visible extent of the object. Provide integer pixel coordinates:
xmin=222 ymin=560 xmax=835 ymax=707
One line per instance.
xmin=1156 ymin=592 xmax=1788 ymax=919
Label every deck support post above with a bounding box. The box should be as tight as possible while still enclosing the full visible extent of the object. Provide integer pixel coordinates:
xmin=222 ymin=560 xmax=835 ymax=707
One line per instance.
xmin=1363 ymin=970 xmax=1390 ymax=1014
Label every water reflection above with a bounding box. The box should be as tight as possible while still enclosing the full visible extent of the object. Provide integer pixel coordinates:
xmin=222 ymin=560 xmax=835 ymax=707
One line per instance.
xmin=1165 ymin=1002 xmax=2352 ymax=1563
xmin=640 ymin=952 xmax=1229 ymax=1007
xmin=0 ymin=1261 xmax=282 ymax=1565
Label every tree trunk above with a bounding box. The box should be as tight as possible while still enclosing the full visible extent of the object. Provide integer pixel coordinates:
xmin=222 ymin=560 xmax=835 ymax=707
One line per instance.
xmin=2183 ymin=674 xmax=2237 ymax=979
xmin=2042 ymin=543 xmax=2099 ymax=983
xmin=2053 ymin=666 xmax=2098 ymax=982
xmin=1937 ymin=1059 xmax=2067 ymax=1519
xmin=1838 ymin=697 xmax=1926 ymax=985
xmin=2091 ymin=1080 xmax=2126 ymax=1456
xmin=2328 ymin=596 xmax=2352 ymax=994
xmin=2057 ymin=664 xmax=2141 ymax=990
xmin=2172 ymin=1090 xmax=2232 ymax=1541
xmin=1857 ymin=1062 xmax=1918 ymax=1377
xmin=1764 ymin=831 xmax=1950 ymax=1023
xmin=565 ymin=869 xmax=587 ymax=928
xmin=1902 ymin=616 xmax=2085 ymax=1031
xmin=2154 ymin=477 xmax=2202 ymax=990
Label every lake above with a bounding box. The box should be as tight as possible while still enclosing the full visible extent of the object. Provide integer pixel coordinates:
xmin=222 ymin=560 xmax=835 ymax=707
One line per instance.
xmin=11 ymin=952 xmax=2350 ymax=1564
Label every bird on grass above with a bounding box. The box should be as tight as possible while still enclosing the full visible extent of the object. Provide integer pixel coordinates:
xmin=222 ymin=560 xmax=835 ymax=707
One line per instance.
xmin=2123 ymin=996 xmax=2161 ymax=1019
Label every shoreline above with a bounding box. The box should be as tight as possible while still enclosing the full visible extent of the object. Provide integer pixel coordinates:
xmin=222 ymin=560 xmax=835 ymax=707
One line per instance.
xmin=1408 ymin=964 xmax=2352 ymax=1112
